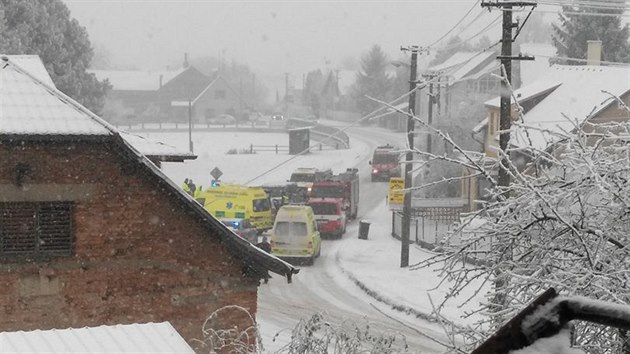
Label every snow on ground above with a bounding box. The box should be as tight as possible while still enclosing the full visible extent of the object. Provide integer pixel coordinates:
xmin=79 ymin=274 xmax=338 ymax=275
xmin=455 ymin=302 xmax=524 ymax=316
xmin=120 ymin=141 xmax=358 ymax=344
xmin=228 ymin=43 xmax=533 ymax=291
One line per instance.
xmin=145 ymin=130 xmax=370 ymax=187
xmin=337 ymin=197 xmax=487 ymax=327
xmin=141 ymin=128 xmax=487 ymax=342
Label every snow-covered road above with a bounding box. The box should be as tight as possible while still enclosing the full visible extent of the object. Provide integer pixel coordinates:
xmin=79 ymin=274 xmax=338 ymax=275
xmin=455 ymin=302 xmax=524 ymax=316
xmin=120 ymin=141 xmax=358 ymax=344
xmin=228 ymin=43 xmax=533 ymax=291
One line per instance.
xmin=142 ymin=124 xmax=453 ymax=352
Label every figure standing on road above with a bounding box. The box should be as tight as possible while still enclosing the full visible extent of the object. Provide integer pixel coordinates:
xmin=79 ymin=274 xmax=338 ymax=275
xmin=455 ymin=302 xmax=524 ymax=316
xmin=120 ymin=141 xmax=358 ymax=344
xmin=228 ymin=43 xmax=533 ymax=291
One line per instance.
xmin=182 ymin=178 xmax=191 ymax=195
xmin=187 ymin=179 xmax=196 ymax=196
xmin=257 ymin=236 xmax=271 ymax=253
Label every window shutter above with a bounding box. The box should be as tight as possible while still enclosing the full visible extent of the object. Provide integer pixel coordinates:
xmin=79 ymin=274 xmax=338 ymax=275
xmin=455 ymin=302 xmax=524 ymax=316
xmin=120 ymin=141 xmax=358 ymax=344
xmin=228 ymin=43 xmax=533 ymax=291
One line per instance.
xmin=0 ymin=203 xmax=37 ymax=255
xmin=0 ymin=202 xmax=73 ymax=259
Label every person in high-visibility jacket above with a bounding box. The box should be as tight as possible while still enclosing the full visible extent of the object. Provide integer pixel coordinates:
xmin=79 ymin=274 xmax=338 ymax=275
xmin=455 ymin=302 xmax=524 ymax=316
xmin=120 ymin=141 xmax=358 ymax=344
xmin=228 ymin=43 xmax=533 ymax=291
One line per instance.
xmin=194 ymin=185 xmax=203 ymax=198
xmin=182 ymin=178 xmax=191 ymax=195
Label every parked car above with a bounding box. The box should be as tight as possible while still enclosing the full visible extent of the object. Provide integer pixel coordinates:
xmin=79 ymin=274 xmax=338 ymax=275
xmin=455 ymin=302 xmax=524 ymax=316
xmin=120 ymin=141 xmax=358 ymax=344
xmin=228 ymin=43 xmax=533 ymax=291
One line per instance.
xmin=220 ymin=218 xmax=258 ymax=244
xmin=207 ymin=114 xmax=236 ymax=125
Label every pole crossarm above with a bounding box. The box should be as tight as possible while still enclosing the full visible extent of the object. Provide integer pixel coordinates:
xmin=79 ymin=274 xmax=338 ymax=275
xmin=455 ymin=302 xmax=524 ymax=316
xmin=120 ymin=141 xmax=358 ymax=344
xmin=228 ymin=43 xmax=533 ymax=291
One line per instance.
xmin=481 ymin=1 xmax=537 ymax=8
xmin=496 ymin=55 xmax=535 ymax=61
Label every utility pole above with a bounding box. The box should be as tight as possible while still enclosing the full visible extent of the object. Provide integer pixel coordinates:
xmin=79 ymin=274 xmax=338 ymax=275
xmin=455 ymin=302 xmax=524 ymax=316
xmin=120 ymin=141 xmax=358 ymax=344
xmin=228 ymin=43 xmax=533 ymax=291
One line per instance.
xmin=427 ymin=77 xmax=434 ymax=155
xmin=481 ymin=0 xmax=536 ymax=323
xmin=188 ymin=99 xmax=193 ymax=153
xmin=481 ymin=0 xmax=535 ymax=195
xmin=284 ymin=72 xmax=289 ymax=117
xmin=400 ymin=45 xmax=419 ymax=268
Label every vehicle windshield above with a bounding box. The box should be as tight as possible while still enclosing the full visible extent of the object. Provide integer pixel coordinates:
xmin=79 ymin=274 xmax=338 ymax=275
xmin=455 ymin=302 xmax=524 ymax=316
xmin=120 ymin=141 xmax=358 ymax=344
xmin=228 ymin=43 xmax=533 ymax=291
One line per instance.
xmin=310 ymin=203 xmax=338 ymax=215
xmin=373 ymin=153 xmax=398 ymax=164
xmin=252 ymin=198 xmax=270 ymax=212
xmin=311 ymin=186 xmax=345 ymax=198
xmin=290 ymin=173 xmax=315 ymax=182
xmin=274 ymin=221 xmax=308 ymax=238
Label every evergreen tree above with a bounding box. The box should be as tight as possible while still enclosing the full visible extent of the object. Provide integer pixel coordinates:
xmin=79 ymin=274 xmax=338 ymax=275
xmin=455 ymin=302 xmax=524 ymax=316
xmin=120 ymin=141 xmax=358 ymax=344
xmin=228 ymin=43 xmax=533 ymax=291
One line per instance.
xmin=0 ymin=0 xmax=111 ymax=114
xmin=303 ymin=69 xmax=325 ymax=117
xmin=552 ymin=1 xmax=630 ymax=64
xmin=352 ymin=45 xmax=393 ymax=116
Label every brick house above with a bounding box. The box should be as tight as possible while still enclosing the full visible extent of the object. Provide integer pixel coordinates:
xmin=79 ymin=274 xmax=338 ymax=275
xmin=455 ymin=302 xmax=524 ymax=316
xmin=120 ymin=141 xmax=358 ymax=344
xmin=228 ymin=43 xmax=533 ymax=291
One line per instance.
xmin=0 ymin=56 xmax=297 ymax=345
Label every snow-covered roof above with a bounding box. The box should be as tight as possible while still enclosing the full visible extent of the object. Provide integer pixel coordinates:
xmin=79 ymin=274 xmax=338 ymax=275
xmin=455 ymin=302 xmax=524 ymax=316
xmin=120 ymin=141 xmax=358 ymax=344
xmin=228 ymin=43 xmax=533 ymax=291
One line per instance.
xmin=0 ymin=56 xmax=114 ymax=136
xmin=90 ymin=68 xmax=185 ymax=91
xmin=427 ymin=51 xmax=496 ymax=83
xmin=513 ymin=65 xmax=630 ymax=150
xmin=484 ymin=79 xmax=562 ymax=108
xmin=4 ymin=55 xmax=55 ymax=87
xmin=0 ymin=322 xmax=194 ymax=354
xmin=518 ymin=43 xmax=556 ymax=86
xmin=119 ymin=131 xmax=196 ymax=161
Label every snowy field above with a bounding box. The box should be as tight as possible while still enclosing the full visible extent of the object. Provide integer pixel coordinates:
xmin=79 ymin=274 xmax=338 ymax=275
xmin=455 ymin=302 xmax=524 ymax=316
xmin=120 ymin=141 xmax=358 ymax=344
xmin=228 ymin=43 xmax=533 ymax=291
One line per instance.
xmin=145 ymin=131 xmax=369 ymax=188
xmin=139 ymin=129 xmax=488 ymax=350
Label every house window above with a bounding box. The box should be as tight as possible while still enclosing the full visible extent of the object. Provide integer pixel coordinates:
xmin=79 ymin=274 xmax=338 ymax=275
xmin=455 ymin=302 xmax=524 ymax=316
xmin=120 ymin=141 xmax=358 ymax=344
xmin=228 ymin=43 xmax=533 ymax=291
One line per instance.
xmin=215 ymin=90 xmax=226 ymax=99
xmin=0 ymin=202 xmax=74 ymax=260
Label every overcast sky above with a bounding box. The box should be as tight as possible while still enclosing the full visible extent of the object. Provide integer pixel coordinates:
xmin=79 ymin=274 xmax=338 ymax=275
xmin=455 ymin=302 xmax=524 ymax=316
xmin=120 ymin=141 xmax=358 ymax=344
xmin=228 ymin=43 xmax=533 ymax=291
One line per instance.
xmin=63 ymin=1 xmax=505 ymax=77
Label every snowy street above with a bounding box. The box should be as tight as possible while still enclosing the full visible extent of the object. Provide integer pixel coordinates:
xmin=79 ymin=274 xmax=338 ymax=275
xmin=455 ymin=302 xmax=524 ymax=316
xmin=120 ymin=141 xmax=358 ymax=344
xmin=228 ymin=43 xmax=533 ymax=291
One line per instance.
xmin=144 ymin=123 xmax=484 ymax=352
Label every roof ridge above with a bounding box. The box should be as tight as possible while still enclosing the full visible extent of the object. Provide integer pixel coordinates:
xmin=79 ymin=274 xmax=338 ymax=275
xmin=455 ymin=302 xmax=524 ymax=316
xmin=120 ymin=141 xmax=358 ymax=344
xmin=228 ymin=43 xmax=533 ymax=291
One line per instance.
xmin=1 ymin=56 xmax=119 ymax=136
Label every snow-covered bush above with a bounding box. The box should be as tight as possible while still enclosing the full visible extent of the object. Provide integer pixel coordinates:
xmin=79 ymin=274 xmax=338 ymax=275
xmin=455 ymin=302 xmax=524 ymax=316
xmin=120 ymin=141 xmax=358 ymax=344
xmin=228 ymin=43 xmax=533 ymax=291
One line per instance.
xmin=414 ymin=116 xmax=630 ymax=353
xmin=192 ymin=308 xmax=411 ymax=354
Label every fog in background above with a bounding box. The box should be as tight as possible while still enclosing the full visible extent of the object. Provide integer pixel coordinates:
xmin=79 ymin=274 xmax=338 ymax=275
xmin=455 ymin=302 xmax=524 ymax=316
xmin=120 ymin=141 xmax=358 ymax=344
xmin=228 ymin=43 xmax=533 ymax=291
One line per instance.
xmin=63 ymin=0 xmax=501 ymax=76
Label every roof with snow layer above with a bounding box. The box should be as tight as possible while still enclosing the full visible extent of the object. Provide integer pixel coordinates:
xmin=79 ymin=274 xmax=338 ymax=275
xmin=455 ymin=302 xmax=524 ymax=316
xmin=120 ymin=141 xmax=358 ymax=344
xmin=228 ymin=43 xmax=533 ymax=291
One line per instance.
xmin=0 ymin=55 xmax=297 ymax=282
xmin=0 ymin=322 xmax=194 ymax=354
xmin=427 ymin=51 xmax=497 ymax=84
xmin=90 ymin=68 xmax=186 ymax=91
xmin=512 ymin=65 xmax=630 ymax=150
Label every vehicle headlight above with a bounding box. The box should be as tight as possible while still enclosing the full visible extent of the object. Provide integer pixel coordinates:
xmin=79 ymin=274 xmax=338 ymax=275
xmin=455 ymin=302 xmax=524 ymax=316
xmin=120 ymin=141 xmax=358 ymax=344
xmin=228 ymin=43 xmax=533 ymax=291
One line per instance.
xmin=372 ymin=169 xmax=379 ymax=173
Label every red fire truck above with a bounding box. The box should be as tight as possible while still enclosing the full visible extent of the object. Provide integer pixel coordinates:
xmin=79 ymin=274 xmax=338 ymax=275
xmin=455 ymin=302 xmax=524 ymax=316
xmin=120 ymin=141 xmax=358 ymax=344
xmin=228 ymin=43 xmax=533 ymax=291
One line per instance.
xmin=369 ymin=144 xmax=401 ymax=182
xmin=310 ymin=168 xmax=359 ymax=219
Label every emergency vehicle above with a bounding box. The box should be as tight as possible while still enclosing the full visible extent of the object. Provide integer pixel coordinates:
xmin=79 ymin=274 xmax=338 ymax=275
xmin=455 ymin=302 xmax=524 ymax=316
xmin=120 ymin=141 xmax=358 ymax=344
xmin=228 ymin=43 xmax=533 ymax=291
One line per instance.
xmin=195 ymin=183 xmax=273 ymax=233
xmin=289 ymin=167 xmax=332 ymax=196
xmin=308 ymin=197 xmax=346 ymax=239
xmin=369 ymin=145 xmax=401 ymax=182
xmin=310 ymin=168 xmax=359 ymax=219
xmin=270 ymin=205 xmax=321 ymax=265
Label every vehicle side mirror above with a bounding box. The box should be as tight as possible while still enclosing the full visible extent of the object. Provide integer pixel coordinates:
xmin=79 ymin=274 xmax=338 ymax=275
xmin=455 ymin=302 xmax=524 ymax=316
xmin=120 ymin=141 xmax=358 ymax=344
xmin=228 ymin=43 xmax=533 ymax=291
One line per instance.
xmin=368 ymin=160 xmax=372 ymax=165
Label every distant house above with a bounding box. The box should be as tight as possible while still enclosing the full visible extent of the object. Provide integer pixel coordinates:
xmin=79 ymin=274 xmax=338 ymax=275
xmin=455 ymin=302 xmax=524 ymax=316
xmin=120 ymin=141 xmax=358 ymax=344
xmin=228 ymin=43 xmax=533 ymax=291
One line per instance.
xmin=425 ymin=50 xmax=500 ymax=115
xmin=462 ymin=63 xmax=630 ymax=210
xmin=0 ymin=55 xmax=297 ymax=345
xmin=184 ymin=75 xmax=249 ymax=123
xmin=92 ymin=60 xmax=247 ymax=124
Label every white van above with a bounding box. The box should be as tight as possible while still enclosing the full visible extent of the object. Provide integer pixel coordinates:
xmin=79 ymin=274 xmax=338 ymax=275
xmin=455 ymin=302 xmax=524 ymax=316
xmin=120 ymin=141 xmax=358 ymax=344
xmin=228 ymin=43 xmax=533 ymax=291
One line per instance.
xmin=270 ymin=205 xmax=321 ymax=265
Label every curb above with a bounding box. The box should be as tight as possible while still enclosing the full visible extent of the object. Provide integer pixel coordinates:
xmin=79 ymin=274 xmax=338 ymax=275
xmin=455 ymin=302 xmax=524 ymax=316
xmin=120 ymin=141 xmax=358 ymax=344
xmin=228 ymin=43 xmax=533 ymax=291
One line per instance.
xmin=334 ymin=250 xmax=450 ymax=327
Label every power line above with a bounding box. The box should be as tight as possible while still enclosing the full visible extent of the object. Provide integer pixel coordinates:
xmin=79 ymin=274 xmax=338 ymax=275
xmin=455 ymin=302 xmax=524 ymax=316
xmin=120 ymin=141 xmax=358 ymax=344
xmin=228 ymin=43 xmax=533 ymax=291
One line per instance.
xmin=427 ymin=0 xmax=483 ymax=49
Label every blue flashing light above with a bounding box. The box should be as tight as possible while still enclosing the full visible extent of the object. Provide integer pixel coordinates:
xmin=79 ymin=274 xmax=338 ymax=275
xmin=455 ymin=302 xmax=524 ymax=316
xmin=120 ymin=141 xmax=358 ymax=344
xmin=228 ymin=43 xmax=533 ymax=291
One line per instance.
xmin=231 ymin=221 xmax=240 ymax=228
xmin=211 ymin=180 xmax=221 ymax=187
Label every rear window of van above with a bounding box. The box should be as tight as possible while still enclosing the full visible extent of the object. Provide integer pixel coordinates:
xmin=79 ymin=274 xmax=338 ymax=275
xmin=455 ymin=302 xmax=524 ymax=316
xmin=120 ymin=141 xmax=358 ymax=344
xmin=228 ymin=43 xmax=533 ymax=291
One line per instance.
xmin=274 ymin=221 xmax=308 ymax=237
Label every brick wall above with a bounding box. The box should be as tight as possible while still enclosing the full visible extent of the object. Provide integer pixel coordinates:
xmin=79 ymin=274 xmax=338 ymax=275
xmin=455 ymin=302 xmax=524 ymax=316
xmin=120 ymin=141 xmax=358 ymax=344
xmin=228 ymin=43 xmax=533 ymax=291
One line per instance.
xmin=0 ymin=139 xmax=260 ymax=347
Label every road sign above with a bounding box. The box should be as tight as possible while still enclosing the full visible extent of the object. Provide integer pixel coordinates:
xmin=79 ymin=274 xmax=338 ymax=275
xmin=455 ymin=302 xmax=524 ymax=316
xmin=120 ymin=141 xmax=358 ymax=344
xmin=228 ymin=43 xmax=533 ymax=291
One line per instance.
xmin=210 ymin=167 xmax=223 ymax=180
xmin=388 ymin=177 xmax=404 ymax=211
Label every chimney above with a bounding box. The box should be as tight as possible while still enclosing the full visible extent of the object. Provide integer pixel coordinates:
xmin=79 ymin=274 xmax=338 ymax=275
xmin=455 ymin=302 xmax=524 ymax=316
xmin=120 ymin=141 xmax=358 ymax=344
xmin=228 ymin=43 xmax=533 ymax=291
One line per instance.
xmin=183 ymin=52 xmax=189 ymax=68
xmin=159 ymin=74 xmax=163 ymax=88
xmin=587 ymin=40 xmax=602 ymax=66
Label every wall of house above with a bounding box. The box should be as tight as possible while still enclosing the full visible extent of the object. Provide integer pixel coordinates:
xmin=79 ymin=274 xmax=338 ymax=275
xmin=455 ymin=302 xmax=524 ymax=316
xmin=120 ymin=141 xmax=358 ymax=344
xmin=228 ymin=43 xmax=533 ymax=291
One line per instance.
xmin=0 ymin=140 xmax=259 ymax=345
xmin=194 ymin=79 xmax=245 ymax=122
xmin=590 ymin=91 xmax=630 ymax=124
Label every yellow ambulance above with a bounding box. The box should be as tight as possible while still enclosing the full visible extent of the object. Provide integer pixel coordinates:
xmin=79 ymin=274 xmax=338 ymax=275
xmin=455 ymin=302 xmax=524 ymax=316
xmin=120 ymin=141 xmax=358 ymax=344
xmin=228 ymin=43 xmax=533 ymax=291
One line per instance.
xmin=195 ymin=183 xmax=273 ymax=233
xmin=270 ymin=205 xmax=321 ymax=265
